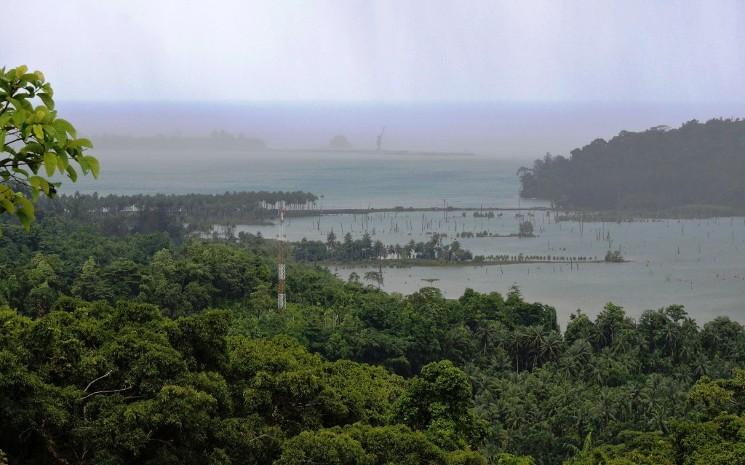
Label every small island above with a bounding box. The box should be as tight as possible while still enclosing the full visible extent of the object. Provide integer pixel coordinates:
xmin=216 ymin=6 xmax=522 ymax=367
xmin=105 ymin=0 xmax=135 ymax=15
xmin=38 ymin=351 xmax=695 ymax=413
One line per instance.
xmin=328 ymin=134 xmax=353 ymax=149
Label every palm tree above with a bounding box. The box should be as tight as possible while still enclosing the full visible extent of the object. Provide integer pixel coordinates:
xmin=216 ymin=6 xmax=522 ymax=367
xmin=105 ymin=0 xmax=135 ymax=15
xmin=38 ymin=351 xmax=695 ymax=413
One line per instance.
xmin=475 ymin=320 xmax=504 ymax=356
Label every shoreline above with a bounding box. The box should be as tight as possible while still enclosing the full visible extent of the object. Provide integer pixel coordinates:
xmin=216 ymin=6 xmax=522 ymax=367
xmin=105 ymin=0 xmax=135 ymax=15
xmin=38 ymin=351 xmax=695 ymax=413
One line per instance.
xmin=281 ymin=206 xmax=745 ymax=221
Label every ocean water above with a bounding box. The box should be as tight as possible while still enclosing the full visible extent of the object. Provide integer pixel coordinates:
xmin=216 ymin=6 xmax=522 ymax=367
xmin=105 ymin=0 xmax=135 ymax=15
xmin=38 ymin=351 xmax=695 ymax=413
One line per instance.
xmin=65 ymin=150 xmax=745 ymax=326
xmin=65 ymin=150 xmax=544 ymax=209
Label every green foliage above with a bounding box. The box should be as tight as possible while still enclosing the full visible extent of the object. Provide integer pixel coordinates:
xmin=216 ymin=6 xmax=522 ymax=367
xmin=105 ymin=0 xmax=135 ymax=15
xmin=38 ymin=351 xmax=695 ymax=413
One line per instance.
xmin=0 ymin=301 xmax=471 ymax=464
xmin=519 ymin=119 xmax=745 ymax=212
xmin=397 ymin=360 xmax=485 ymax=449
xmin=563 ymin=371 xmax=745 ymax=465
xmin=492 ymin=453 xmax=534 ymax=465
xmin=275 ymin=424 xmax=486 ymax=465
xmin=0 ymin=66 xmax=98 ymax=228
xmin=563 ymin=431 xmax=674 ymax=465
xmin=275 ymin=430 xmax=368 ymax=465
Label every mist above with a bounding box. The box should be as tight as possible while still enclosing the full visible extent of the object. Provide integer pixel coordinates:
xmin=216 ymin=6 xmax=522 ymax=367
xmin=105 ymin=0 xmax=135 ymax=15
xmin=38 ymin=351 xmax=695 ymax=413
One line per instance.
xmin=61 ymin=101 xmax=745 ymax=158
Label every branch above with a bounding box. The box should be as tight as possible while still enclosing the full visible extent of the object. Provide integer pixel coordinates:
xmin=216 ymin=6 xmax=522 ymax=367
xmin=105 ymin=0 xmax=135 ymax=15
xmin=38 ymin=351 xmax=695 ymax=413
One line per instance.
xmin=0 ymin=83 xmax=20 ymax=118
xmin=79 ymin=385 xmax=132 ymax=401
xmin=4 ymin=136 xmax=25 ymax=145
xmin=84 ymin=370 xmax=112 ymax=392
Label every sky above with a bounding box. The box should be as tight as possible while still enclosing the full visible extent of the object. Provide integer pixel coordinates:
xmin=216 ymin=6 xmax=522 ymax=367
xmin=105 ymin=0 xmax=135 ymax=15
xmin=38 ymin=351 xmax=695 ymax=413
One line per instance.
xmin=3 ymin=0 xmax=745 ymax=103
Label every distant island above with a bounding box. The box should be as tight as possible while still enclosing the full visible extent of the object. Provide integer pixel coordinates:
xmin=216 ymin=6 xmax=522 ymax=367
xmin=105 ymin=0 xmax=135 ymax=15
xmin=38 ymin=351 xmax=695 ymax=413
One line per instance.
xmin=94 ymin=131 xmax=475 ymax=157
xmin=328 ymin=134 xmax=353 ymax=149
xmin=94 ymin=130 xmax=267 ymax=151
xmin=518 ymin=118 xmax=745 ymax=215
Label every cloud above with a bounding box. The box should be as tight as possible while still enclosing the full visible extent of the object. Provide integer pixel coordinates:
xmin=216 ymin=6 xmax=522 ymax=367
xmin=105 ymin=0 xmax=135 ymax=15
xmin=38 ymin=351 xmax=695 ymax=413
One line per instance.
xmin=2 ymin=0 xmax=743 ymax=102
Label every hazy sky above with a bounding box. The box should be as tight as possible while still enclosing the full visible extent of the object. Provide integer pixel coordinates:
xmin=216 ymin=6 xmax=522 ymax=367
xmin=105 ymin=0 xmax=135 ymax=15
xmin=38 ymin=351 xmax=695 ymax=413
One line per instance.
xmin=3 ymin=0 xmax=744 ymax=103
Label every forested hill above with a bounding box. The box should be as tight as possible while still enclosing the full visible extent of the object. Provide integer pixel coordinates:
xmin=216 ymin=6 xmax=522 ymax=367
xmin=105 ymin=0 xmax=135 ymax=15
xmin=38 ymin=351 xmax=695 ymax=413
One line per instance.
xmin=518 ymin=118 xmax=745 ymax=213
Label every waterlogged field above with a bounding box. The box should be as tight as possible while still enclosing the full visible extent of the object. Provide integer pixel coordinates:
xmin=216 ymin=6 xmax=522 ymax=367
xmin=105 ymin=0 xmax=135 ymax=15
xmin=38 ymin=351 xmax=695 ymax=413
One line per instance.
xmin=238 ymin=211 xmax=745 ymax=325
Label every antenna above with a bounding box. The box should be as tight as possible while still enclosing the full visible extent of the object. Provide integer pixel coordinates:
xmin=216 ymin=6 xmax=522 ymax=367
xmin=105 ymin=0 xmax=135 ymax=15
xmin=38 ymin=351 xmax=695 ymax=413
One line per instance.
xmin=277 ymin=202 xmax=287 ymax=311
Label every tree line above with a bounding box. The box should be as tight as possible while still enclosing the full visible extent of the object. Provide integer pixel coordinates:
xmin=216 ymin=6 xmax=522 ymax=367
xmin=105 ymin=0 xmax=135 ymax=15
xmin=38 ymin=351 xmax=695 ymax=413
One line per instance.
xmin=293 ymin=232 xmax=474 ymax=263
xmin=33 ymin=190 xmax=318 ymax=237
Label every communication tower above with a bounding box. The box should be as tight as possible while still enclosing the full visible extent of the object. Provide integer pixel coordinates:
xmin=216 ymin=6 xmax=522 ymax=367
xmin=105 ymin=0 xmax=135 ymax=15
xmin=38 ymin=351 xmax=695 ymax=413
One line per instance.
xmin=277 ymin=203 xmax=287 ymax=311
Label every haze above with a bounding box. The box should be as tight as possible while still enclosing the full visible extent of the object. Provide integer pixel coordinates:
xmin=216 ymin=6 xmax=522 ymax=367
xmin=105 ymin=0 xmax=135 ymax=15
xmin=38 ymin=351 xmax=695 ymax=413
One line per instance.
xmin=3 ymin=0 xmax=745 ymax=154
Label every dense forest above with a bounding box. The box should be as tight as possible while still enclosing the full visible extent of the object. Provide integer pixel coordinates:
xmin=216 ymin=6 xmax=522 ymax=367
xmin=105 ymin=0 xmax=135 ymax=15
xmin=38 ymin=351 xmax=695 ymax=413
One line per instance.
xmin=1 ymin=214 xmax=744 ymax=464
xmin=518 ymin=118 xmax=745 ymax=213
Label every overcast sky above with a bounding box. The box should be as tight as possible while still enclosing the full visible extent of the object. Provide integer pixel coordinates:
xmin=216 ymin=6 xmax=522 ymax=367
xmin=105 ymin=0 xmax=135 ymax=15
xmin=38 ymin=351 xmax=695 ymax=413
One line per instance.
xmin=2 ymin=0 xmax=744 ymax=103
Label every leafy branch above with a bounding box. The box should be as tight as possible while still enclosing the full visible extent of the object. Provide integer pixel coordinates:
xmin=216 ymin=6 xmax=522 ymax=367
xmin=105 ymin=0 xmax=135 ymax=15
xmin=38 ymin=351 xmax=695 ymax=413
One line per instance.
xmin=0 ymin=65 xmax=99 ymax=229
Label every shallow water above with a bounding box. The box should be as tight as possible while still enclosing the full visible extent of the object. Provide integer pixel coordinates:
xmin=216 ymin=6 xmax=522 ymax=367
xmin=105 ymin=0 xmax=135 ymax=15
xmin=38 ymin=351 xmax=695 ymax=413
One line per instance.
xmin=239 ymin=211 xmax=745 ymax=326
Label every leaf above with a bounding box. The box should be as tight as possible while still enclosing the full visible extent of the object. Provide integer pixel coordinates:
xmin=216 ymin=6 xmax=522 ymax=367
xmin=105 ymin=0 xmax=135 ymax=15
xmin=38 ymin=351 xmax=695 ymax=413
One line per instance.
xmin=43 ymin=125 xmax=56 ymax=138
xmin=0 ymin=197 xmax=15 ymax=214
xmin=65 ymin=165 xmax=78 ymax=182
xmin=77 ymin=155 xmax=89 ymax=174
xmin=55 ymin=119 xmax=76 ymax=137
xmin=0 ymin=185 xmax=15 ymax=214
xmin=85 ymin=155 xmax=100 ymax=178
xmin=38 ymin=93 xmax=54 ymax=110
xmin=29 ymin=176 xmax=50 ymax=195
xmin=12 ymin=110 xmax=26 ymax=126
xmin=74 ymin=138 xmax=93 ymax=149
xmin=43 ymin=152 xmax=57 ymax=176
xmin=0 ymin=130 xmax=4 ymax=147
xmin=34 ymin=107 xmax=48 ymax=122
xmin=32 ymin=124 xmax=44 ymax=140
xmin=56 ymin=153 xmax=69 ymax=171
xmin=14 ymin=195 xmax=34 ymax=229
xmin=19 ymin=142 xmax=43 ymax=154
